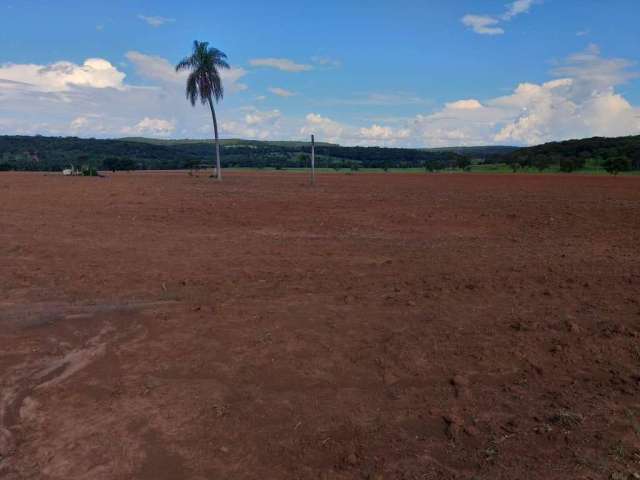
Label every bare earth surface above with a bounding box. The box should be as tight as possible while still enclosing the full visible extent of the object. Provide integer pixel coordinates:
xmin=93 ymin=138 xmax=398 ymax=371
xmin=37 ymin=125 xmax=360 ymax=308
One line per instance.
xmin=1 ymin=171 xmax=639 ymax=480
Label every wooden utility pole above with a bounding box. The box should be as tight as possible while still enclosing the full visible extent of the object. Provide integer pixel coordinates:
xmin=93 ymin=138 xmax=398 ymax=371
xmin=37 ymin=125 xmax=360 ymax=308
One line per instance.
xmin=310 ymin=134 xmax=316 ymax=186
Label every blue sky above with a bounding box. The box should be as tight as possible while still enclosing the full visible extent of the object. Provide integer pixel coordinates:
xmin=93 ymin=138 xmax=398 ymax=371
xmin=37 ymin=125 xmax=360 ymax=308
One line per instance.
xmin=1 ymin=0 xmax=639 ymax=146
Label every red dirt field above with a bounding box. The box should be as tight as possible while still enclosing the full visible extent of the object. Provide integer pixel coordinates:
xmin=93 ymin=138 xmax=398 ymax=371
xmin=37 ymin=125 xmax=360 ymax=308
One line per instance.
xmin=1 ymin=171 xmax=639 ymax=480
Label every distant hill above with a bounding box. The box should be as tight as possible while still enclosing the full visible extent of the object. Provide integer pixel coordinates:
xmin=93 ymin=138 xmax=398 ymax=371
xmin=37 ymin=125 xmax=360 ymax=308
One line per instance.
xmin=0 ymin=135 xmax=464 ymax=171
xmin=120 ymin=137 xmax=338 ymax=148
xmin=122 ymin=138 xmax=518 ymax=155
xmin=424 ymin=145 xmax=519 ymax=157
xmin=496 ymin=135 xmax=640 ymax=173
xmin=508 ymin=135 xmax=640 ymax=158
xmin=1 ymin=134 xmax=637 ymax=173
xmin=502 ymin=135 xmax=640 ymax=172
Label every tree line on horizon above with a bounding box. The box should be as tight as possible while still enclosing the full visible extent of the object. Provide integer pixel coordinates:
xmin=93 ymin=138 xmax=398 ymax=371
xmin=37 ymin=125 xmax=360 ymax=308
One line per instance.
xmin=0 ymin=133 xmax=638 ymax=174
xmin=0 ymin=135 xmax=466 ymax=172
xmin=493 ymin=135 xmax=640 ymax=174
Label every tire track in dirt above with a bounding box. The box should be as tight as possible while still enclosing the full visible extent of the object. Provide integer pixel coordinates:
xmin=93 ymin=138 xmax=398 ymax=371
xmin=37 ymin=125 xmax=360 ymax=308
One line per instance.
xmin=0 ymin=300 xmax=175 ymax=475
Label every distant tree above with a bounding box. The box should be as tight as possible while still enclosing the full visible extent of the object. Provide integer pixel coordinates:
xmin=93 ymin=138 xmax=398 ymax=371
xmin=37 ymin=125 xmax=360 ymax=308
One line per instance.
xmin=103 ymin=157 xmax=119 ymax=172
xmin=559 ymin=156 xmax=582 ymax=173
xmin=603 ymin=156 xmax=631 ymax=175
xmin=296 ymin=153 xmax=309 ymax=167
xmin=81 ymin=165 xmax=98 ymax=176
xmin=427 ymin=159 xmax=448 ymax=171
xmin=176 ymin=41 xmax=230 ymax=181
xmin=455 ymin=156 xmax=472 ymax=171
xmin=533 ymin=154 xmax=551 ymax=171
xmin=516 ymin=154 xmax=532 ymax=169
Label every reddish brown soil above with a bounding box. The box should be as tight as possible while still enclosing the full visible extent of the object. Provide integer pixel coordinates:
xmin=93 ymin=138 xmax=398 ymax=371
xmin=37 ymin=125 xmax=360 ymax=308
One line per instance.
xmin=1 ymin=171 xmax=639 ymax=479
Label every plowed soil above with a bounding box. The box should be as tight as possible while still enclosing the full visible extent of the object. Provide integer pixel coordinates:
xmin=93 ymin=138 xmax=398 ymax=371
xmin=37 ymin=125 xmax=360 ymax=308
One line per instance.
xmin=1 ymin=171 xmax=639 ymax=480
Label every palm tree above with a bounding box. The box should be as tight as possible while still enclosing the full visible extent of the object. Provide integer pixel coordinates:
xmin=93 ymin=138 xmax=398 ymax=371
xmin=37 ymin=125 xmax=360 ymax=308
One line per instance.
xmin=176 ymin=41 xmax=229 ymax=181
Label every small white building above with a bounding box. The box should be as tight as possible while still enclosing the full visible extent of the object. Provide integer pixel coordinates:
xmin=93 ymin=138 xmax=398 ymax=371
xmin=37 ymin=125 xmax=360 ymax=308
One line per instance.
xmin=62 ymin=165 xmax=80 ymax=176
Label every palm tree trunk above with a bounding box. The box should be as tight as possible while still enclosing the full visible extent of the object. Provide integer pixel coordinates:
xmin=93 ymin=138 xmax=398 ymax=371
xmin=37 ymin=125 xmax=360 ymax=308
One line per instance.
xmin=207 ymin=96 xmax=222 ymax=181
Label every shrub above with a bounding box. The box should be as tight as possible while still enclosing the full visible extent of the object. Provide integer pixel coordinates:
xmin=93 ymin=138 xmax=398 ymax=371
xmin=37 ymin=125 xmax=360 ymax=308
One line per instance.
xmin=603 ymin=156 xmax=632 ymax=175
xmin=81 ymin=165 xmax=98 ymax=176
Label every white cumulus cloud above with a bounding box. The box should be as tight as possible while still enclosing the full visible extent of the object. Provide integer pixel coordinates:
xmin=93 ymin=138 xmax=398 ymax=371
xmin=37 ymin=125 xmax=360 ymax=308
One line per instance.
xmin=268 ymin=87 xmax=296 ymax=97
xmin=222 ymin=108 xmax=282 ymax=139
xmin=359 ymin=124 xmax=408 ymax=141
xmin=300 ymin=114 xmax=408 ymax=146
xmin=297 ymin=46 xmax=640 ymax=147
xmin=0 ymin=53 xmax=253 ymax=139
xmin=249 ymin=58 xmax=313 ymax=72
xmin=461 ymin=15 xmax=504 ymax=35
xmin=462 ymin=0 xmax=537 ymax=35
xmin=123 ymin=117 xmax=175 ymax=137
xmin=125 ymin=51 xmax=182 ymax=84
xmin=501 ymin=0 xmax=535 ymax=20
xmin=245 ymin=109 xmax=281 ymax=126
xmin=0 ymin=58 xmax=125 ymax=92
xmin=446 ymin=99 xmax=483 ymax=110
xmin=300 ymin=113 xmax=345 ymax=143
xmin=415 ymin=45 xmax=640 ymax=146
xmin=138 ymin=15 xmax=175 ymax=27
xmin=1 ymin=46 xmax=638 ymax=148
xmin=70 ymin=116 xmax=89 ymax=130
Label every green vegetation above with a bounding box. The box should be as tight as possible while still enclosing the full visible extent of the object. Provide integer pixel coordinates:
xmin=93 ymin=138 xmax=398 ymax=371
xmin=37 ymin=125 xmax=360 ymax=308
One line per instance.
xmin=423 ymin=145 xmax=518 ymax=156
xmin=103 ymin=157 xmax=137 ymax=171
xmin=498 ymin=135 xmax=640 ymax=174
xmin=0 ymin=135 xmax=465 ymax=172
xmin=81 ymin=165 xmax=99 ymax=176
xmin=603 ymin=156 xmax=632 ymax=175
xmin=1 ymin=134 xmax=638 ymax=175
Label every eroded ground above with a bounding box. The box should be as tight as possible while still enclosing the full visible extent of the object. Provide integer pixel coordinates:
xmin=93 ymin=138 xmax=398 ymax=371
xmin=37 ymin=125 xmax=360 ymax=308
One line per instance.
xmin=1 ymin=171 xmax=639 ymax=479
